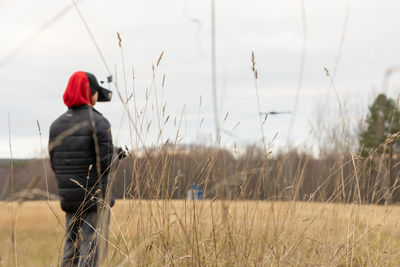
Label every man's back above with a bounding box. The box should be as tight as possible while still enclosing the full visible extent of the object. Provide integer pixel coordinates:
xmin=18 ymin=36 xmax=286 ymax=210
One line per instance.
xmin=49 ymin=105 xmax=113 ymax=213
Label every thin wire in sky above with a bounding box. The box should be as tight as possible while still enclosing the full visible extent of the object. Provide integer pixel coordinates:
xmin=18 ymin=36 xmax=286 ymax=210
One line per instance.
xmin=322 ymin=0 xmax=351 ymax=107
xmin=287 ymin=0 xmax=307 ymax=144
xmin=183 ymin=0 xmax=205 ymax=58
xmin=210 ymin=0 xmax=220 ymax=145
xmin=0 ymin=0 xmax=84 ymax=69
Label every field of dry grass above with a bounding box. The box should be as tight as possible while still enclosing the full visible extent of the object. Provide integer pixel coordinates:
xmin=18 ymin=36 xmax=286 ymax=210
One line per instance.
xmin=0 ymin=200 xmax=400 ymax=266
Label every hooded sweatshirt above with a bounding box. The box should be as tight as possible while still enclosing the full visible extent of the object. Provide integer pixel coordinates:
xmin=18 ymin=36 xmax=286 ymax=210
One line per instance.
xmin=63 ymin=71 xmax=94 ymax=107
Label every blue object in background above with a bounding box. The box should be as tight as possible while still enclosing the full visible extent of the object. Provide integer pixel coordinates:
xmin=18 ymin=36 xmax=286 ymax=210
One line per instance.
xmin=197 ymin=189 xmax=203 ymax=200
xmin=187 ymin=184 xmax=204 ymax=200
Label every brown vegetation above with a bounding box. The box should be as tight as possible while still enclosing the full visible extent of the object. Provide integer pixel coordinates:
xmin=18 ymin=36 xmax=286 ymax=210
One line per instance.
xmin=0 ymin=200 xmax=400 ymax=266
xmin=2 ymin=142 xmax=400 ymax=205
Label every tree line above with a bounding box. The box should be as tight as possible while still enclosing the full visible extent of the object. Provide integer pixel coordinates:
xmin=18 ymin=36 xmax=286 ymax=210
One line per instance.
xmin=1 ymin=93 xmax=400 ymax=204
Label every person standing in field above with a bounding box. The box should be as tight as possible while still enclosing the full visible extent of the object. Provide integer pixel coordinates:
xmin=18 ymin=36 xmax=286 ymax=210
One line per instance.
xmin=49 ymin=71 xmax=122 ymax=267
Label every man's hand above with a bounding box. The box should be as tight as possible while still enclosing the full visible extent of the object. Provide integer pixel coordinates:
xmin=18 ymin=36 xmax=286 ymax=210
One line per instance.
xmin=116 ymin=146 xmax=129 ymax=159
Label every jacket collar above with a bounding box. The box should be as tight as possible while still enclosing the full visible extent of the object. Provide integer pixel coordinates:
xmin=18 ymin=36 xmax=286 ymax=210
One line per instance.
xmin=68 ymin=105 xmax=103 ymax=115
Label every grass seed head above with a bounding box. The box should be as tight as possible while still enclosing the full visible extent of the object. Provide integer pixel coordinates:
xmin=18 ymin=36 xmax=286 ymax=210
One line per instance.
xmin=157 ymin=51 xmax=164 ymax=67
xmin=324 ymin=67 xmax=330 ymax=77
xmin=251 ymin=51 xmax=258 ymax=79
xmin=117 ymin=32 xmax=122 ymax=47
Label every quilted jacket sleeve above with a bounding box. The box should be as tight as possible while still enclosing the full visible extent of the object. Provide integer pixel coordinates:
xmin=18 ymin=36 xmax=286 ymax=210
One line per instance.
xmin=95 ymin=117 xmax=114 ymax=176
xmin=96 ymin=117 xmax=117 ymax=207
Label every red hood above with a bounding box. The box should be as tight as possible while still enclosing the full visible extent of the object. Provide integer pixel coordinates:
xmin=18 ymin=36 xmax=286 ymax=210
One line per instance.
xmin=63 ymin=71 xmax=93 ymax=108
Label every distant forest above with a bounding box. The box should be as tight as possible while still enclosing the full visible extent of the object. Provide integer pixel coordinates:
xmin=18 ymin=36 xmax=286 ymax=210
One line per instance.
xmin=1 ymin=142 xmax=400 ymax=204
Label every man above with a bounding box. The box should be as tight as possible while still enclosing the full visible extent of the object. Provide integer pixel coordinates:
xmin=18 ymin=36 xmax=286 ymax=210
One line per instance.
xmin=49 ymin=71 xmax=119 ymax=267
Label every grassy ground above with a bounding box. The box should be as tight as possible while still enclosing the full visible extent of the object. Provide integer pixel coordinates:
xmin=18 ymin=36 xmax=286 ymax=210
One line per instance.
xmin=0 ymin=200 xmax=400 ymax=266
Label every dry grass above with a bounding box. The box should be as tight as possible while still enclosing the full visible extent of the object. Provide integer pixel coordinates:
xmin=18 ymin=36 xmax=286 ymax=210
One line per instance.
xmin=0 ymin=200 xmax=400 ymax=266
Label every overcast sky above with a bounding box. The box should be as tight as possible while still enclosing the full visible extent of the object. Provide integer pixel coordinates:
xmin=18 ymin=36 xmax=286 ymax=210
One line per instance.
xmin=1 ymin=0 xmax=400 ymax=158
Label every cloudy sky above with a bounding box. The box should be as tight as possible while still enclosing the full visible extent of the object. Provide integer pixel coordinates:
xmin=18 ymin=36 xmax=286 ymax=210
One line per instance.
xmin=1 ymin=0 xmax=400 ymax=158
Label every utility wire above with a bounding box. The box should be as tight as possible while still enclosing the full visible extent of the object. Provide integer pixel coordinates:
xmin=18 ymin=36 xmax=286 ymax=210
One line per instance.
xmin=210 ymin=0 xmax=220 ymax=145
xmin=332 ymin=0 xmax=350 ymax=80
xmin=183 ymin=0 xmax=205 ymax=57
xmin=287 ymin=0 xmax=307 ymax=144
xmin=322 ymin=0 xmax=351 ymax=106
xmin=381 ymin=66 xmax=400 ymax=95
xmin=71 ymin=0 xmax=111 ymax=75
xmin=0 ymin=0 xmax=84 ymax=69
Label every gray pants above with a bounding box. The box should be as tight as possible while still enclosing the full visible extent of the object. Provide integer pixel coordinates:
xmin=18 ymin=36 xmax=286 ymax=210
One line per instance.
xmin=61 ymin=210 xmax=110 ymax=267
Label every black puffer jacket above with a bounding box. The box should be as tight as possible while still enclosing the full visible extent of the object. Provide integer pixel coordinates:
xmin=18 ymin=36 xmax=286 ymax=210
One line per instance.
xmin=49 ymin=105 xmax=115 ymax=213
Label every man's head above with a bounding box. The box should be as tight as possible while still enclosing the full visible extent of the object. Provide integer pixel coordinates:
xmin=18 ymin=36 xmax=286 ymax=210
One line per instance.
xmin=63 ymin=71 xmax=112 ymax=108
xmin=84 ymin=72 xmax=112 ymax=102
